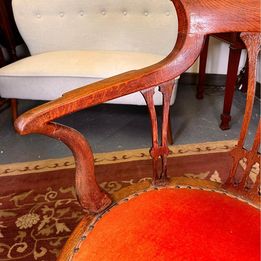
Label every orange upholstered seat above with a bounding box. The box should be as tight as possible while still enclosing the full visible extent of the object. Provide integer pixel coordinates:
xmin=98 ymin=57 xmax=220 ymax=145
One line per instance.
xmin=73 ymin=187 xmax=260 ymax=261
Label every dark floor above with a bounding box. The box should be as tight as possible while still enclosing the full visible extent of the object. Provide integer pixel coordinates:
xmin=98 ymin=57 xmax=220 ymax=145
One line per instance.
xmin=0 ymin=84 xmax=259 ymax=164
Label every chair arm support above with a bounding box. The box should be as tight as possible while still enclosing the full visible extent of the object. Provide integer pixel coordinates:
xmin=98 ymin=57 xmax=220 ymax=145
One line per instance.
xmin=13 ymin=32 xmax=205 ymax=214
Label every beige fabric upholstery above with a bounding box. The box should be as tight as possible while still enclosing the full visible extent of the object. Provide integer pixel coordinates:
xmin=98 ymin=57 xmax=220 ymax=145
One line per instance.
xmin=12 ymin=0 xmax=178 ymax=56
xmin=0 ymin=0 xmax=179 ymax=104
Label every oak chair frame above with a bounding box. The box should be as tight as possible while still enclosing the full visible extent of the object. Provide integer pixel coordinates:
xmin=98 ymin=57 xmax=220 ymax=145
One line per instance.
xmin=15 ymin=0 xmax=260 ymax=216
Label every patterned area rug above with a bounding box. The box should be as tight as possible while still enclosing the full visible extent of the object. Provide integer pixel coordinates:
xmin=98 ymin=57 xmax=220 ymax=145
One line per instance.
xmin=0 ymin=141 xmax=237 ymax=260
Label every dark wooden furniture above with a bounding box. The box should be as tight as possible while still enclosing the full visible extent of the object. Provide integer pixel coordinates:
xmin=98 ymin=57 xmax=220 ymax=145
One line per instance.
xmin=0 ymin=44 xmax=5 ymax=67
xmin=197 ymin=33 xmax=246 ymax=130
xmin=0 ymin=30 xmax=7 ymax=112
xmin=0 ymin=0 xmax=24 ymax=123
xmin=0 ymin=0 xmax=23 ymax=61
xmin=14 ymin=0 xmax=260 ymax=259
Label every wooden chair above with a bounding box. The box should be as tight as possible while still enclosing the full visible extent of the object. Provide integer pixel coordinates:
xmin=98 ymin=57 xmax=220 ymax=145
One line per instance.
xmin=15 ymin=0 xmax=260 ymax=260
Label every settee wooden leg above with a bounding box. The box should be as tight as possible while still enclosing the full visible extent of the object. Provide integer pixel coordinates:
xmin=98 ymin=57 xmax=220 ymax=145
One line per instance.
xmin=197 ymin=35 xmax=209 ymax=99
xmin=167 ymin=115 xmax=174 ymax=145
xmin=0 ymin=98 xmax=8 ymax=108
xmin=220 ymin=47 xmax=242 ymax=130
xmin=11 ymin=99 xmax=18 ymax=125
xmin=141 ymin=80 xmax=174 ymax=185
xmin=35 ymin=122 xmax=112 ymax=214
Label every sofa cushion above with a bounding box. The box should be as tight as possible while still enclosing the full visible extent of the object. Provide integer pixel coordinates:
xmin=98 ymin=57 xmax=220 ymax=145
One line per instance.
xmin=0 ymin=50 xmax=178 ymax=105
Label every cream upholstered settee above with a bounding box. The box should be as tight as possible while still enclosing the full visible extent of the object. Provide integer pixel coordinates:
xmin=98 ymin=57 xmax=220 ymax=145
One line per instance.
xmin=0 ymin=0 xmax=179 ymax=116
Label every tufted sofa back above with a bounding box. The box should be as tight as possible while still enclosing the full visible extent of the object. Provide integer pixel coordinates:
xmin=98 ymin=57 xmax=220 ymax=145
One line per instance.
xmin=12 ymin=0 xmax=178 ymax=56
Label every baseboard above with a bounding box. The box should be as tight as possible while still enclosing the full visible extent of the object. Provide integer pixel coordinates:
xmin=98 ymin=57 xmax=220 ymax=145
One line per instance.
xmin=180 ymin=73 xmax=260 ymax=99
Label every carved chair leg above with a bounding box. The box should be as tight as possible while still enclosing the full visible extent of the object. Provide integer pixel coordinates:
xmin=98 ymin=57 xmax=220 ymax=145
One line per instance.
xmin=225 ymin=33 xmax=260 ymax=199
xmin=141 ymin=80 xmax=174 ymax=185
xmin=36 ymin=122 xmax=112 ymax=214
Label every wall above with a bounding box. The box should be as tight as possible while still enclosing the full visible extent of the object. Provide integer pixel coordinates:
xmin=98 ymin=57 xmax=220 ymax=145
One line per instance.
xmin=187 ymin=37 xmax=247 ymax=75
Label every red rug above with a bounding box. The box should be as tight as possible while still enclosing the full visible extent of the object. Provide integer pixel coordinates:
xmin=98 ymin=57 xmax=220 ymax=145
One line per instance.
xmin=1 ymin=141 xmax=259 ymax=260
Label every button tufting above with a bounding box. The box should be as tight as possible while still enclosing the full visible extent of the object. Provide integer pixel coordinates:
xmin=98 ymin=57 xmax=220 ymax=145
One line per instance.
xmin=59 ymin=12 xmax=64 ymax=17
xmin=123 ymin=10 xmax=127 ymax=16
xmin=166 ymin=11 xmax=170 ymax=16
xmin=79 ymin=10 xmax=84 ymax=16
xmin=144 ymin=11 xmax=148 ymax=16
xmin=101 ymin=10 xmax=106 ymax=15
xmin=36 ymin=13 xmax=41 ymax=18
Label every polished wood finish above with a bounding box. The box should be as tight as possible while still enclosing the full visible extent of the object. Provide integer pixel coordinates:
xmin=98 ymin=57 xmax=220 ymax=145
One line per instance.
xmin=141 ymin=80 xmax=175 ymax=185
xmin=33 ymin=122 xmax=112 ymax=213
xmin=167 ymin=114 xmax=174 ymax=145
xmin=219 ymin=46 xmax=242 ymax=130
xmin=15 ymin=0 xmax=260 ymax=215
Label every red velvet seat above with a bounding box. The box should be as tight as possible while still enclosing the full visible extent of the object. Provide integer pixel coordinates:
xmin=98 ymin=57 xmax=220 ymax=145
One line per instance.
xmin=73 ymin=187 xmax=260 ymax=261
